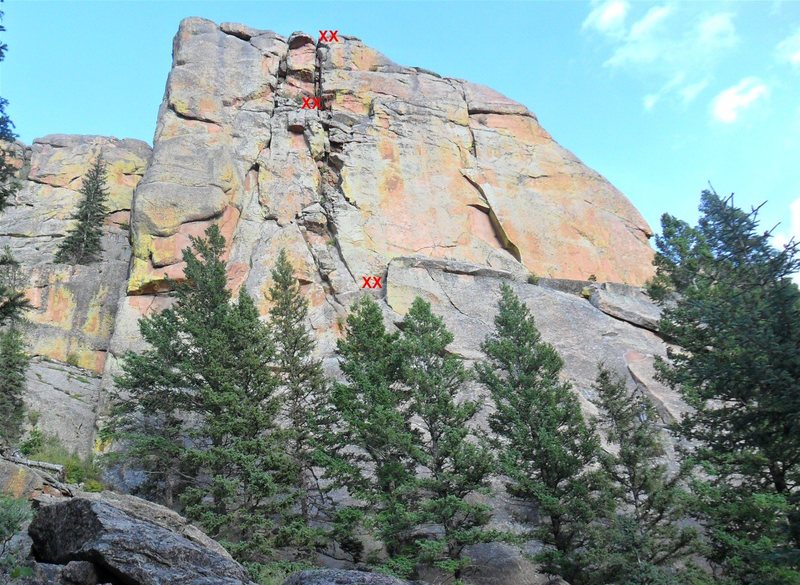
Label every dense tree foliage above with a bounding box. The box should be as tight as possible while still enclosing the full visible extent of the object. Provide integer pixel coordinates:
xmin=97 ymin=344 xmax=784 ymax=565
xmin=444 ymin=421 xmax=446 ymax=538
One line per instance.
xmin=106 ymin=225 xmax=293 ymax=562
xmin=320 ymin=295 xmax=415 ymax=565
xmin=397 ymin=298 xmax=495 ymax=583
xmin=54 ymin=156 xmax=110 ymax=265
xmin=103 ymin=188 xmax=800 ymax=584
xmin=1 ymin=8 xmax=19 ymax=213
xmin=590 ymin=366 xmax=700 ymax=585
xmin=267 ymin=249 xmax=328 ymax=553
xmin=475 ymin=283 xmax=609 ymax=583
xmin=0 ymin=248 xmax=28 ymax=450
xmin=651 ymin=189 xmax=800 ymax=584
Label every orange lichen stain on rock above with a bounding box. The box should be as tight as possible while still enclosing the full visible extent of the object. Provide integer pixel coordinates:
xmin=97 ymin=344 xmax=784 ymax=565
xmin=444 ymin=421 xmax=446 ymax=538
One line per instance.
xmin=83 ymin=285 xmax=113 ymax=338
xmin=30 ymin=285 xmax=77 ymax=330
xmin=198 ymin=97 xmax=219 ymax=121
xmin=227 ymin=262 xmax=250 ymax=298
xmin=24 ymin=286 xmax=44 ymax=310
xmin=128 ymin=258 xmax=188 ymax=295
xmin=105 ymin=210 xmax=131 ymax=227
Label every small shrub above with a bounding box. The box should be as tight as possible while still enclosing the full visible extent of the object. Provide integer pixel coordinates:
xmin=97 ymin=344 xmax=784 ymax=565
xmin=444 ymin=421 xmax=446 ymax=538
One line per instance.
xmin=65 ymin=353 xmax=81 ymax=367
xmin=0 ymin=496 xmax=31 ymax=561
xmin=246 ymin=561 xmax=314 ymax=585
xmin=527 ymin=273 xmax=540 ymax=285
xmin=587 ymin=274 xmax=598 ymax=282
xmin=26 ymin=410 xmax=40 ymax=426
xmin=18 ymin=432 xmax=103 ymax=487
xmin=18 ymin=430 xmax=43 ymax=457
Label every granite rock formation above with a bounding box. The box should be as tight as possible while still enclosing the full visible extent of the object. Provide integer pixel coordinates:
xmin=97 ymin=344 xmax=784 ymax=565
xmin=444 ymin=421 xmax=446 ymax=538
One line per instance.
xmin=0 ymin=16 xmax=679 ymax=585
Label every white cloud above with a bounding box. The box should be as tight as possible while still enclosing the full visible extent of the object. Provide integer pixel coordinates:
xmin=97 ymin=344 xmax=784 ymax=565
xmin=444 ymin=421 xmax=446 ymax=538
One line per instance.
xmin=679 ymin=79 xmax=709 ymax=104
xmin=583 ymin=3 xmax=739 ymax=111
xmin=583 ymin=0 xmax=630 ymax=37
xmin=711 ymin=77 xmax=769 ymax=123
xmin=696 ymin=12 xmax=738 ymax=51
xmin=776 ymin=28 xmax=800 ymax=66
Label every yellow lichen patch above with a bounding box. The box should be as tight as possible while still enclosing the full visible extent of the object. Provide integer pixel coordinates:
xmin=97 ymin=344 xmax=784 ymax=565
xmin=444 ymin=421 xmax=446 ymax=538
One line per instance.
xmin=83 ymin=285 xmax=113 ymax=339
xmin=5 ymin=468 xmax=30 ymax=498
xmin=94 ymin=435 xmax=113 ymax=455
xmin=30 ymin=337 xmax=68 ymax=363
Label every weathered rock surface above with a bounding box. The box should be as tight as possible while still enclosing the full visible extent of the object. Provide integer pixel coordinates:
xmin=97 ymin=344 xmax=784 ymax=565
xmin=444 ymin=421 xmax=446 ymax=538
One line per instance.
xmin=283 ymin=570 xmax=423 ymax=585
xmin=0 ymin=135 xmax=150 ymax=457
xmin=589 ymin=281 xmax=661 ymax=331
xmin=28 ymin=497 xmax=255 ymax=585
xmin=1 ymin=17 xmax=680 ymax=585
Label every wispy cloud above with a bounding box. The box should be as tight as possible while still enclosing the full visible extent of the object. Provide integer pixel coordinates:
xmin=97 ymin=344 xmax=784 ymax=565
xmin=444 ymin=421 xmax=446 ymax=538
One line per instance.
xmin=776 ymin=28 xmax=800 ymax=67
xmin=711 ymin=77 xmax=768 ymax=123
xmin=582 ymin=3 xmax=738 ymax=110
xmin=583 ymin=0 xmax=630 ymax=38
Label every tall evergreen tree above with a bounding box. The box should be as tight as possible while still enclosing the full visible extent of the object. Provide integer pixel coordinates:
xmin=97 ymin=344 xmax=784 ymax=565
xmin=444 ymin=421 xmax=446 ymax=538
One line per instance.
xmin=106 ymin=225 xmax=292 ymax=562
xmin=0 ymin=247 xmax=28 ymax=328
xmin=1 ymin=7 xmax=19 ymax=213
xmin=0 ymin=247 xmax=28 ymax=450
xmin=398 ymin=298 xmax=496 ymax=583
xmin=54 ymin=156 xmax=109 ymax=265
xmin=320 ymin=295 xmax=417 ymax=564
xmin=476 ymin=283 xmax=609 ymax=583
xmin=590 ymin=366 xmax=700 ymax=585
xmin=267 ymin=249 xmax=327 ymax=550
xmin=650 ymin=189 xmax=800 ymax=584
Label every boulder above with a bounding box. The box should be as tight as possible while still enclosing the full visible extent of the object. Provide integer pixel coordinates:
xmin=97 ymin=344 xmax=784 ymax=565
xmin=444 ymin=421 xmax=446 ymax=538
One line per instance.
xmin=589 ymin=282 xmax=662 ymax=331
xmin=28 ymin=497 xmax=255 ymax=585
xmin=283 ymin=570 xmax=423 ymax=585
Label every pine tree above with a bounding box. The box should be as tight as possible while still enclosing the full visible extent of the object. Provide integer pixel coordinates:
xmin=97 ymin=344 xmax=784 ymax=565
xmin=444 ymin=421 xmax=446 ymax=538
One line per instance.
xmin=475 ymin=283 xmax=609 ymax=583
xmin=267 ymin=249 xmax=327 ymax=551
xmin=320 ymin=294 xmax=417 ymax=565
xmin=54 ymin=156 xmax=109 ymax=265
xmin=1 ymin=9 xmax=19 ymax=213
xmin=0 ymin=326 xmax=27 ymax=450
xmin=590 ymin=366 xmax=700 ymax=585
xmin=650 ymin=189 xmax=800 ymax=584
xmin=0 ymin=248 xmax=28 ymax=450
xmin=398 ymin=298 xmax=496 ymax=583
xmin=0 ymin=247 xmax=29 ymax=328
xmin=106 ymin=225 xmax=292 ymax=562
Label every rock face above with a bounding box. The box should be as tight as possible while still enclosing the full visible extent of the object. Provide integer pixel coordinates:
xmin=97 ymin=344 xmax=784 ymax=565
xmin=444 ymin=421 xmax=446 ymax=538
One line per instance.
xmin=0 ymin=135 xmax=150 ymax=457
xmin=0 ymin=16 xmax=677 ymax=585
xmin=28 ymin=497 xmax=255 ymax=585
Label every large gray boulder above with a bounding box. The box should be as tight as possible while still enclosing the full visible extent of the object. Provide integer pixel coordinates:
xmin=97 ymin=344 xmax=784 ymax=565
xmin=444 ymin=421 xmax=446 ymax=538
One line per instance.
xmin=28 ymin=497 xmax=255 ymax=585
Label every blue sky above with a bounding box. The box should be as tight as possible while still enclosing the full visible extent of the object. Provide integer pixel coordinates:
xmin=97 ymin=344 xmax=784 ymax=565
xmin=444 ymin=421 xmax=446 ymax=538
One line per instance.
xmin=2 ymin=0 xmax=799 ymax=249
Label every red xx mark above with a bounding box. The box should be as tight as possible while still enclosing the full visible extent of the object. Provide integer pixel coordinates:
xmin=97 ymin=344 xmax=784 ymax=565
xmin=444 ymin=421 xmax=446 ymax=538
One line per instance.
xmin=302 ymin=97 xmax=321 ymax=110
xmin=361 ymin=276 xmax=382 ymax=289
xmin=319 ymin=30 xmax=340 ymax=42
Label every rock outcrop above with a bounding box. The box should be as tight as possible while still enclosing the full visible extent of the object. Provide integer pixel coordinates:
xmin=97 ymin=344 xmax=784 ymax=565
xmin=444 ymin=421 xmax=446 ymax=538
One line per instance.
xmin=27 ymin=497 xmax=254 ymax=585
xmin=0 ymin=16 xmax=678 ymax=585
xmin=0 ymin=135 xmax=150 ymax=456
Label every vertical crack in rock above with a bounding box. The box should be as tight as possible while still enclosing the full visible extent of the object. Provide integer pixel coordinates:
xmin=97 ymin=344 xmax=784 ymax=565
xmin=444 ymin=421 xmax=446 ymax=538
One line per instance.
xmin=461 ymin=172 xmax=522 ymax=263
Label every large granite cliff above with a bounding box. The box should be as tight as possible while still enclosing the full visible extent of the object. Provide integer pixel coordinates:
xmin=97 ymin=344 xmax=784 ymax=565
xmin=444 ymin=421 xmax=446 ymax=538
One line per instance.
xmin=0 ymin=18 xmax=676 ymax=472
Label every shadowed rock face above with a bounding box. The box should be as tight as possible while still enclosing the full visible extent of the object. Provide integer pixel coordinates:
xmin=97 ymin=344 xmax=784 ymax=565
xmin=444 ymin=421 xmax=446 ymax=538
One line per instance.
xmin=28 ymin=497 xmax=255 ymax=585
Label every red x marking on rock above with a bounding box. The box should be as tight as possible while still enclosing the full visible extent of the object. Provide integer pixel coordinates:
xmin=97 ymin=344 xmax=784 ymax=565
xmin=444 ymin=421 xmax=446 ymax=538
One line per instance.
xmin=361 ymin=276 xmax=382 ymax=289
xmin=302 ymin=97 xmax=321 ymax=110
xmin=319 ymin=30 xmax=340 ymax=42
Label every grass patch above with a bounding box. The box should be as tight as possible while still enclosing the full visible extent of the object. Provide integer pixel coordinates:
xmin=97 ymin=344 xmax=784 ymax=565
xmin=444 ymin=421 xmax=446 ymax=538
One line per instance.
xmin=19 ymin=430 xmax=104 ymax=490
